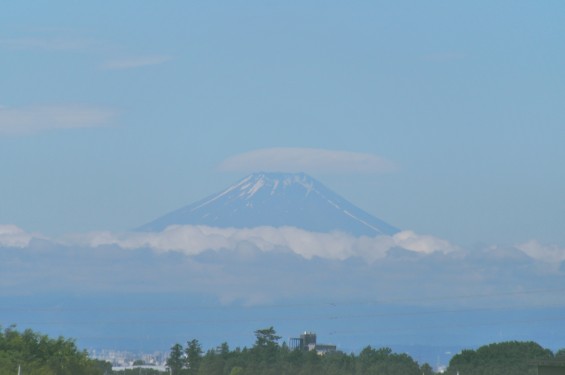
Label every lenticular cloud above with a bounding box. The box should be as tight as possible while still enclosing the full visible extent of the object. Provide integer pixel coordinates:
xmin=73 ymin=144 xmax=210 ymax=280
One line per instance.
xmin=218 ymin=148 xmax=395 ymax=174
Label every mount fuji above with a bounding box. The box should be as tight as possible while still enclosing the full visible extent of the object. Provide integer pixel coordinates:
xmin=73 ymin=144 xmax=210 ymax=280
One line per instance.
xmin=138 ymin=172 xmax=399 ymax=236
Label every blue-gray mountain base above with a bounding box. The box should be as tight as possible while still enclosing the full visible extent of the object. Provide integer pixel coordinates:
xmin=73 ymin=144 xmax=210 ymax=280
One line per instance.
xmin=138 ymin=172 xmax=399 ymax=236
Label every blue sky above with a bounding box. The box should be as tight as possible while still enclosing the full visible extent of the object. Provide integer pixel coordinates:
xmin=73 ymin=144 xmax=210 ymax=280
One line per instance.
xmin=1 ymin=1 xmax=564 ymax=247
xmin=2 ymin=2 xmax=565 ymax=358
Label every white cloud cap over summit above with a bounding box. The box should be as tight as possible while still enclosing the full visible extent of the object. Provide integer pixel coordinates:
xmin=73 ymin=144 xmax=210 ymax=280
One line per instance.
xmin=218 ymin=148 xmax=396 ymax=174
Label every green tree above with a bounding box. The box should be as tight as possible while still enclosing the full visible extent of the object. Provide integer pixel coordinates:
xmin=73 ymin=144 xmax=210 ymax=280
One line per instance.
xmin=167 ymin=343 xmax=185 ymax=375
xmin=253 ymin=326 xmax=281 ymax=349
xmin=0 ymin=326 xmax=103 ymax=375
xmin=251 ymin=326 xmax=281 ymax=366
xmin=198 ymin=349 xmax=226 ymax=375
xmin=321 ymin=351 xmax=355 ymax=375
xmin=446 ymin=341 xmax=553 ymax=375
xmin=185 ymin=339 xmax=202 ymax=375
xmin=420 ymin=362 xmax=435 ymax=375
xmin=218 ymin=342 xmax=229 ymax=358
xmin=357 ymin=346 xmax=421 ymax=375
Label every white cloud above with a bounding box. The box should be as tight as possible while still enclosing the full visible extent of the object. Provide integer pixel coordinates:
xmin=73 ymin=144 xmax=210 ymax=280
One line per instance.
xmin=0 ymin=104 xmax=116 ymax=135
xmin=101 ymin=55 xmax=172 ymax=70
xmin=0 ymin=225 xmax=36 ymax=248
xmin=217 ymin=148 xmax=396 ymax=174
xmin=516 ymin=240 xmax=565 ymax=266
xmin=71 ymin=225 xmax=457 ymax=262
xmin=4 ymin=227 xmax=563 ymax=309
xmin=392 ymin=230 xmax=456 ymax=255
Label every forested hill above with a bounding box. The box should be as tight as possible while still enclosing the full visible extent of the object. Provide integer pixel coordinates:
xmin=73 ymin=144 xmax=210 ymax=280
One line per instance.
xmin=445 ymin=341 xmax=563 ymax=375
xmin=0 ymin=326 xmax=110 ymax=375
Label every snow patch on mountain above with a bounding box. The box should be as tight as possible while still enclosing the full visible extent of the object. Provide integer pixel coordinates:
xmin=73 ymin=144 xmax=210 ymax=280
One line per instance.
xmin=244 ymin=178 xmax=264 ymax=199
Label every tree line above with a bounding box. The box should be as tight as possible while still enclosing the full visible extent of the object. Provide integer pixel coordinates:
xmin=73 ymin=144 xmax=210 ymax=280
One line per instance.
xmin=163 ymin=326 xmax=565 ymax=375
xmin=2 ymin=325 xmax=564 ymax=375
xmin=164 ymin=326 xmax=428 ymax=375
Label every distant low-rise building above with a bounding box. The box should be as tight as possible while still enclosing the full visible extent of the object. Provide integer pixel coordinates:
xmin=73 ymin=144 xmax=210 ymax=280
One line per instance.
xmin=289 ymin=331 xmax=337 ymax=355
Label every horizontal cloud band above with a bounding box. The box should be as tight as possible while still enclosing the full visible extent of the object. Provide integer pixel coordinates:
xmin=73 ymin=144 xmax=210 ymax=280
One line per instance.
xmin=73 ymin=225 xmax=456 ymax=262
xmin=3 ymin=224 xmax=564 ymax=265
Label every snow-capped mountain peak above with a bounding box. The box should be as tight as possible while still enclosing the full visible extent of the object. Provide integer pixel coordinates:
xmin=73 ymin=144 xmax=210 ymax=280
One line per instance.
xmin=227 ymin=172 xmax=314 ymax=199
xmin=138 ymin=172 xmax=399 ymax=236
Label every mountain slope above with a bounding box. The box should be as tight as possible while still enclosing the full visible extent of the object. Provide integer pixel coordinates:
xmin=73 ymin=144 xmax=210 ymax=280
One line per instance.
xmin=138 ymin=172 xmax=399 ymax=236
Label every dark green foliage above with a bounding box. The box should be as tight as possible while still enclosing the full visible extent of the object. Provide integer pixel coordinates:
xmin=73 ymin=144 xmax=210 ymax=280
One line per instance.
xmin=185 ymin=339 xmax=203 ymax=375
xmin=421 ymin=362 xmax=434 ymax=375
xmin=0 ymin=325 xmax=106 ymax=375
xmin=163 ymin=328 xmax=561 ymax=375
xmin=8 ymin=325 xmax=556 ymax=375
xmin=357 ymin=346 xmax=421 ymax=375
xmin=250 ymin=326 xmax=281 ymax=365
xmin=252 ymin=327 xmax=281 ymax=348
xmin=446 ymin=341 xmax=554 ymax=375
xmin=166 ymin=343 xmax=185 ymax=375
xmin=165 ymin=327 xmax=432 ymax=375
